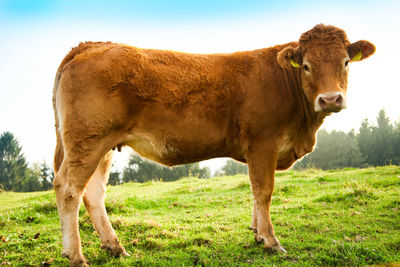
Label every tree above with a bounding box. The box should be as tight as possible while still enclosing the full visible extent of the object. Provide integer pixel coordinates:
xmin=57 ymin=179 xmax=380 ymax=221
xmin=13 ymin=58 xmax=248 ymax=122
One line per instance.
xmin=13 ymin=168 xmax=43 ymax=192
xmin=11 ymin=162 xmax=53 ymax=192
xmin=39 ymin=161 xmax=54 ymax=190
xmin=123 ymin=154 xmax=164 ymax=183
xmin=221 ymin=159 xmax=248 ymax=176
xmin=357 ymin=110 xmax=397 ymax=166
xmin=373 ymin=110 xmax=394 ymax=165
xmin=108 ymin=168 xmax=121 ymax=185
xmin=357 ymin=118 xmax=373 ymax=165
xmin=0 ymin=132 xmax=28 ymax=191
xmin=393 ymin=121 xmax=400 ymax=164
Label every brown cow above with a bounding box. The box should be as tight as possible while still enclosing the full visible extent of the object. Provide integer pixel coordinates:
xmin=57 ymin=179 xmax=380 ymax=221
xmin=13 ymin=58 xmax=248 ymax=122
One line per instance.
xmin=52 ymin=24 xmax=375 ymax=266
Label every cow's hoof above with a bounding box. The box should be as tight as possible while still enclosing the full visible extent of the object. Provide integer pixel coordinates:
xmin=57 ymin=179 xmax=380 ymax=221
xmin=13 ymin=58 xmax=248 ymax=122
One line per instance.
xmin=249 ymin=226 xmax=257 ymax=233
xmin=62 ymin=251 xmax=88 ymax=266
xmin=101 ymin=244 xmax=128 ymax=257
xmin=70 ymin=260 xmax=88 ymax=267
xmin=69 ymin=256 xmax=88 ymax=267
xmin=61 ymin=251 xmax=89 ymax=267
xmin=264 ymin=243 xmax=287 ymax=253
xmin=62 ymin=252 xmax=70 ymax=259
xmin=122 ymin=250 xmax=131 ymax=257
xmin=254 ymin=233 xmax=263 ymax=243
xmin=70 ymin=261 xmax=88 ymax=267
xmin=255 ymin=234 xmax=287 ymax=253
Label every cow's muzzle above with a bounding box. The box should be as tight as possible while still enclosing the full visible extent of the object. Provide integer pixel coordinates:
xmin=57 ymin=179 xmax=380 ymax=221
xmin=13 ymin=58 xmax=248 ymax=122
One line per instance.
xmin=315 ymin=92 xmax=346 ymax=113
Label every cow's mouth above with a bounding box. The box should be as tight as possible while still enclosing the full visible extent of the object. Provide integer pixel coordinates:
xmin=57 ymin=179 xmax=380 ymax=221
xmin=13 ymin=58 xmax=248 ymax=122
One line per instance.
xmin=323 ymin=106 xmax=344 ymax=114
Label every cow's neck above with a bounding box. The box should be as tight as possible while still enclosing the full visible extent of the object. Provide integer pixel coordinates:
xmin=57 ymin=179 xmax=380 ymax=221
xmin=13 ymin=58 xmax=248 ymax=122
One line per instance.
xmin=287 ymin=69 xmax=324 ymax=133
xmin=267 ymin=57 xmax=326 ymax=161
xmin=268 ymin=56 xmax=326 ymax=148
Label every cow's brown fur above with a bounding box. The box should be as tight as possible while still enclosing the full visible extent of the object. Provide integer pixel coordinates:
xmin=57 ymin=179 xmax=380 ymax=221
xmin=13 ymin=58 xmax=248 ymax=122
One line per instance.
xmin=52 ymin=24 xmax=375 ymax=266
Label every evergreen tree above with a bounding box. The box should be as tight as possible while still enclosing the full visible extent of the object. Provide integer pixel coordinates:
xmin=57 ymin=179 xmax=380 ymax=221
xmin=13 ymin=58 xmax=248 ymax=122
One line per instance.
xmin=373 ymin=110 xmax=394 ymax=165
xmin=393 ymin=121 xmax=400 ymax=164
xmin=357 ymin=110 xmax=396 ymax=166
xmin=108 ymin=169 xmax=121 ymax=185
xmin=13 ymin=168 xmax=43 ymax=192
xmin=221 ymin=160 xmax=248 ymax=176
xmin=0 ymin=132 xmax=28 ymax=191
xmin=39 ymin=161 xmax=54 ymax=190
xmin=357 ymin=118 xmax=373 ymax=165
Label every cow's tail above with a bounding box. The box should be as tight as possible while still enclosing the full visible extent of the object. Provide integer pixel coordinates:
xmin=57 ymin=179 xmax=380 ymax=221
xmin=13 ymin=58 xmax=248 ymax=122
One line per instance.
xmin=53 ymin=68 xmax=64 ymax=174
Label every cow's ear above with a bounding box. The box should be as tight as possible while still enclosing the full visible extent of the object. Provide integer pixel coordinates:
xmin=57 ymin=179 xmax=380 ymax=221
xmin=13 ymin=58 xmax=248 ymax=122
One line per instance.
xmin=277 ymin=46 xmax=302 ymax=69
xmin=348 ymin=40 xmax=376 ymax=62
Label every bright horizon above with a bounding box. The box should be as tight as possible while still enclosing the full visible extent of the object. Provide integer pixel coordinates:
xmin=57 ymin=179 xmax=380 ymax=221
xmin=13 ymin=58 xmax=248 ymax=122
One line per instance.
xmin=1 ymin=0 xmax=399 ymax=173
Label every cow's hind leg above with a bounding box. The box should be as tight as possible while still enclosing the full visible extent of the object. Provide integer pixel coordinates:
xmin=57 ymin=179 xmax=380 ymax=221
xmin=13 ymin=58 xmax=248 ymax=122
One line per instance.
xmin=54 ymin=162 xmax=95 ymax=265
xmin=83 ymin=150 xmax=129 ymax=257
xmin=54 ymin=138 xmax=111 ymax=266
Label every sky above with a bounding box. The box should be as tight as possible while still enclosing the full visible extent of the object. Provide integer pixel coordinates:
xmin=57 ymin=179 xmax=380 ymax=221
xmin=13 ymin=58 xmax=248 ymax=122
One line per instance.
xmin=0 ymin=0 xmax=399 ymax=174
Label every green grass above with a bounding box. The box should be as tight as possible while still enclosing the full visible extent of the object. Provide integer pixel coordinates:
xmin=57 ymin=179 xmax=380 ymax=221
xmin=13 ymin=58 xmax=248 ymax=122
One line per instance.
xmin=1 ymin=166 xmax=400 ymax=266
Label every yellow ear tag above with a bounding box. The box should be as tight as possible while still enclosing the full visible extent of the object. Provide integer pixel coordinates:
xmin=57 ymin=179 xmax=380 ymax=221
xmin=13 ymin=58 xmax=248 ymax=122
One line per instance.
xmin=290 ymin=59 xmax=301 ymax=68
xmin=352 ymin=51 xmax=362 ymax=61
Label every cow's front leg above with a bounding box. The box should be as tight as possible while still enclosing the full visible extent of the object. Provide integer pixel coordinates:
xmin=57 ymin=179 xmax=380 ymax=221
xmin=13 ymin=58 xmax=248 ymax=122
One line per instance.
xmin=247 ymin=145 xmax=286 ymax=252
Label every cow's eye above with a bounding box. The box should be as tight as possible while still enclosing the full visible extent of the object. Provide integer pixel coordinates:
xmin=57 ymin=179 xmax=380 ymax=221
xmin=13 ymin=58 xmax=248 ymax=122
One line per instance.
xmin=345 ymin=60 xmax=349 ymax=67
xmin=303 ymin=64 xmax=310 ymax=72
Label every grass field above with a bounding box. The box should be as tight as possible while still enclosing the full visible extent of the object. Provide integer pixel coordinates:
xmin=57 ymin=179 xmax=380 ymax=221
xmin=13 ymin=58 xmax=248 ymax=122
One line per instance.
xmin=0 ymin=166 xmax=399 ymax=266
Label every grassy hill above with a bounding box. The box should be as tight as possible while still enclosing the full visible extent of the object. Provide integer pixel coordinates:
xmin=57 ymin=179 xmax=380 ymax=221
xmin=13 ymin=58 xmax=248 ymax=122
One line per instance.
xmin=0 ymin=166 xmax=399 ymax=266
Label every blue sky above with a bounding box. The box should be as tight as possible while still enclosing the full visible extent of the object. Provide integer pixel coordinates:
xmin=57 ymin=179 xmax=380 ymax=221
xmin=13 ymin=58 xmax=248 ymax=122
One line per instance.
xmin=1 ymin=0 xmax=387 ymax=28
xmin=1 ymin=0 xmax=273 ymax=19
xmin=0 ymin=0 xmax=316 ymax=22
xmin=0 ymin=0 xmax=399 ymax=172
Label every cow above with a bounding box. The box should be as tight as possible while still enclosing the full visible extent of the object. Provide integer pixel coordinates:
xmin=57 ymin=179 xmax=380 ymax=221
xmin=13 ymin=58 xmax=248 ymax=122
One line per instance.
xmin=52 ymin=24 xmax=375 ymax=266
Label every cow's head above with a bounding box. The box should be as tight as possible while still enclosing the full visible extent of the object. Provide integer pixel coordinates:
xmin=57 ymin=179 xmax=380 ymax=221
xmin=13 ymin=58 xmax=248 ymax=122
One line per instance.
xmin=277 ymin=24 xmax=375 ymax=113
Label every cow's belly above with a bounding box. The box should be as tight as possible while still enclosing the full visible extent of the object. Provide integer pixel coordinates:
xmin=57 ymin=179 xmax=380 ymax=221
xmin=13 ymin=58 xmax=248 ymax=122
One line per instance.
xmin=124 ymin=129 xmax=227 ymax=166
xmin=124 ymin=134 xmax=165 ymax=164
xmin=120 ymin=103 xmax=237 ymax=166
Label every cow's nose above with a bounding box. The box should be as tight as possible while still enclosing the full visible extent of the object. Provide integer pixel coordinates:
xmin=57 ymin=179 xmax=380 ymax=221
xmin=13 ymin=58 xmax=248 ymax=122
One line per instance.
xmin=315 ymin=92 xmax=346 ymax=113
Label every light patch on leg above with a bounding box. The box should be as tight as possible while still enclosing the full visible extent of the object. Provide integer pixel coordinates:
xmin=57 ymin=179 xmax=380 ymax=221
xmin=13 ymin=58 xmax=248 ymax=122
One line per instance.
xmin=83 ymin=152 xmax=128 ymax=257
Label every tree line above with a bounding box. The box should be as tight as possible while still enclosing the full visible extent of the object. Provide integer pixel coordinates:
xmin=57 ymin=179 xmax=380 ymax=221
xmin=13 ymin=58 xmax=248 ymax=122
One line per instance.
xmin=109 ymin=154 xmax=211 ymax=185
xmin=294 ymin=109 xmax=400 ymax=170
xmin=1 ymin=109 xmax=399 ymax=192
